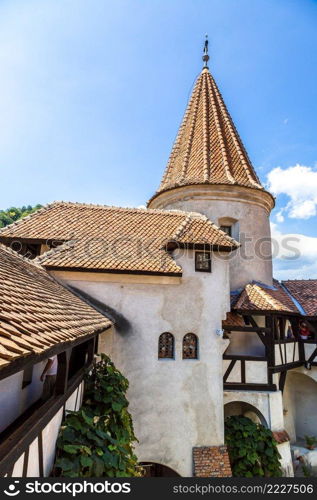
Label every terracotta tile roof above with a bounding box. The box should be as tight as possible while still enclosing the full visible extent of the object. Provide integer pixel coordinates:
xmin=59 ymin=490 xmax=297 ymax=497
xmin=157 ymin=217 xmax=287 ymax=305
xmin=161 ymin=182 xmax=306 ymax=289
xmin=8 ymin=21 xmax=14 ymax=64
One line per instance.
xmin=149 ymin=67 xmax=273 ymax=204
xmin=233 ymin=280 xmax=299 ymax=313
xmin=0 ymin=202 xmax=238 ymax=275
xmin=222 ymin=312 xmax=245 ymax=327
xmin=0 ymin=245 xmax=111 ymax=369
xmin=282 ymin=280 xmax=317 ymax=317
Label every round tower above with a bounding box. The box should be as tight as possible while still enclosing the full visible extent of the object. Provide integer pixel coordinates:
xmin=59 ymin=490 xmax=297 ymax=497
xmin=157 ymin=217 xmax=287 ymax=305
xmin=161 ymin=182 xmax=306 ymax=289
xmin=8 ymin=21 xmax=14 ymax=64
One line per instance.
xmin=148 ymin=47 xmax=274 ymax=290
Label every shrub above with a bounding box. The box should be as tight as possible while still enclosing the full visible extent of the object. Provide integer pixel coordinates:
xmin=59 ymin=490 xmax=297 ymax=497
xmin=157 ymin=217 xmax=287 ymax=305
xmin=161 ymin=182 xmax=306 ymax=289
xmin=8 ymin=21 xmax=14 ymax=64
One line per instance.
xmin=225 ymin=415 xmax=282 ymax=477
xmin=54 ymin=354 xmax=140 ymax=477
xmin=0 ymin=205 xmax=42 ymax=228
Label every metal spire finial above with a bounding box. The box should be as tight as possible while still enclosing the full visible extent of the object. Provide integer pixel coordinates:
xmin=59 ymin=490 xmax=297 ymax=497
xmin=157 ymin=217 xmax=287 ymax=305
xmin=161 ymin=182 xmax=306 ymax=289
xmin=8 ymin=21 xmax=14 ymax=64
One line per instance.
xmin=202 ymin=34 xmax=209 ymax=68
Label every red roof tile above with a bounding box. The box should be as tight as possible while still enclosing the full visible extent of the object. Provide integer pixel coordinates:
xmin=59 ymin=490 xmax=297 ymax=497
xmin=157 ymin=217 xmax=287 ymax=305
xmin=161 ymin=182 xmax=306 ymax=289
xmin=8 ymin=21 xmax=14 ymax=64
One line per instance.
xmin=282 ymin=280 xmax=317 ymax=317
xmin=0 ymin=245 xmax=111 ymax=369
xmin=234 ymin=280 xmax=299 ymax=313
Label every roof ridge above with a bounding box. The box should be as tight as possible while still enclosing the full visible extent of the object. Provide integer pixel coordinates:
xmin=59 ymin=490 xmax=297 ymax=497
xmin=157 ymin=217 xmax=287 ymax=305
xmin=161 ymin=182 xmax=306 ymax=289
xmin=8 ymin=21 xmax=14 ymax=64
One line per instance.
xmin=205 ymin=71 xmax=235 ymax=185
xmin=0 ymin=201 xmax=215 ymax=237
xmin=282 ymin=279 xmax=317 ymax=283
xmin=180 ymin=75 xmax=203 ymax=183
xmin=170 ymin=214 xmax=193 ymax=241
xmin=43 ymin=201 xmax=199 ymax=218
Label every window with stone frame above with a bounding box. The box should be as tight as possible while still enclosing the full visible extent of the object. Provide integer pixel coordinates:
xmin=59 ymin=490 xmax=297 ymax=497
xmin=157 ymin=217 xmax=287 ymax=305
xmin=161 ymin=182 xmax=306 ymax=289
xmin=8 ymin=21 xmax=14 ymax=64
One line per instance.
xmin=183 ymin=333 xmax=198 ymax=359
xmin=220 ymin=225 xmax=232 ymax=237
xmin=158 ymin=332 xmax=174 ymax=359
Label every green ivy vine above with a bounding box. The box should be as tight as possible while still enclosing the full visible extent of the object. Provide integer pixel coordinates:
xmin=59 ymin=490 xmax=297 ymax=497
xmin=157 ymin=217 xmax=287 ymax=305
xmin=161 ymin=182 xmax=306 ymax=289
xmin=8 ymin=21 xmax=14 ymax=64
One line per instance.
xmin=225 ymin=415 xmax=282 ymax=477
xmin=53 ymin=354 xmax=141 ymax=477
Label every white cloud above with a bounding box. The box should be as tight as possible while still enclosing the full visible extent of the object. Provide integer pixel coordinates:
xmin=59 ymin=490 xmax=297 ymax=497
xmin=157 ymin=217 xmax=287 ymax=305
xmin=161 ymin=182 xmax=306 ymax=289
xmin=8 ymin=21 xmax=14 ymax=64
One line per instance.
xmin=267 ymin=164 xmax=317 ymax=219
xmin=271 ymin=223 xmax=317 ymax=279
xmin=275 ymin=210 xmax=284 ymax=223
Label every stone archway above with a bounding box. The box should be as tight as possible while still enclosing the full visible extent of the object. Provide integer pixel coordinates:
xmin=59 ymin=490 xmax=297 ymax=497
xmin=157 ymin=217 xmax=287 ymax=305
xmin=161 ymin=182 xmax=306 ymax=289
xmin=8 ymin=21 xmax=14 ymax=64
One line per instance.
xmin=140 ymin=462 xmax=181 ymax=477
xmin=224 ymin=401 xmax=268 ymax=427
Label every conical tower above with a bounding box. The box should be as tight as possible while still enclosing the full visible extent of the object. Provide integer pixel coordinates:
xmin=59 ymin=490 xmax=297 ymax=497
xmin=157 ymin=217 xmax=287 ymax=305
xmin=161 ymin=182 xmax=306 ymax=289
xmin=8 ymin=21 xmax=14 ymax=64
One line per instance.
xmin=148 ymin=40 xmax=275 ymax=289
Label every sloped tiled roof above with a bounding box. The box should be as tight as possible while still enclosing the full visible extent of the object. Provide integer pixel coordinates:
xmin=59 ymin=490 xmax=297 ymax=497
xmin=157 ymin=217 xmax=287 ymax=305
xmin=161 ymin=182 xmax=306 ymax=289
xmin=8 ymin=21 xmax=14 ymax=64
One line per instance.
xmin=149 ymin=67 xmax=273 ymax=204
xmin=233 ymin=280 xmax=299 ymax=313
xmin=222 ymin=312 xmax=245 ymax=327
xmin=0 ymin=245 xmax=111 ymax=369
xmin=282 ymin=280 xmax=317 ymax=317
xmin=0 ymin=202 xmax=238 ymax=275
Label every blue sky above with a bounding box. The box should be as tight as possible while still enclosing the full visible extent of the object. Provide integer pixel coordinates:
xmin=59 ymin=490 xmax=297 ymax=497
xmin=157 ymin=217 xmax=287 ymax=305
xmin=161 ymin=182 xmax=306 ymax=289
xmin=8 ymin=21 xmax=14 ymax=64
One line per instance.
xmin=0 ymin=0 xmax=317 ymax=278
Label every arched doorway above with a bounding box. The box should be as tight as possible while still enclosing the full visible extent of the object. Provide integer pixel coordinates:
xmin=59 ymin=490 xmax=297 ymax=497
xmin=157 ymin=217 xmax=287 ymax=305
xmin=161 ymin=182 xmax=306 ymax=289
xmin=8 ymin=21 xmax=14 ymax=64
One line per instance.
xmin=224 ymin=401 xmax=268 ymax=427
xmin=140 ymin=462 xmax=181 ymax=477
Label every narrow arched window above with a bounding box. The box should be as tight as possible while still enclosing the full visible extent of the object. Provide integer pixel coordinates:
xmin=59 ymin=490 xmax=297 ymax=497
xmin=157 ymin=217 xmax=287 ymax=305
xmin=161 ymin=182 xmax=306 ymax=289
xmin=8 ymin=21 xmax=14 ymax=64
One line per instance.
xmin=183 ymin=333 xmax=198 ymax=359
xmin=158 ymin=332 xmax=174 ymax=359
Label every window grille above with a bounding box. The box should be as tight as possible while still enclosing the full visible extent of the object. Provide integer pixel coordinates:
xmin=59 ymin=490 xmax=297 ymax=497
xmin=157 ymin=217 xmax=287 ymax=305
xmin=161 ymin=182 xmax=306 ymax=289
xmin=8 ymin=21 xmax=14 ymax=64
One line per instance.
xmin=158 ymin=332 xmax=174 ymax=359
xmin=183 ymin=333 xmax=198 ymax=359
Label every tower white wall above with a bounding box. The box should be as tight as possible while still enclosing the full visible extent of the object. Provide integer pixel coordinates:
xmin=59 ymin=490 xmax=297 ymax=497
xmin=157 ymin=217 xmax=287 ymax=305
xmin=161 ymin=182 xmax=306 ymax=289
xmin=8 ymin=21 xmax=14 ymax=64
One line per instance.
xmin=149 ymin=184 xmax=274 ymax=290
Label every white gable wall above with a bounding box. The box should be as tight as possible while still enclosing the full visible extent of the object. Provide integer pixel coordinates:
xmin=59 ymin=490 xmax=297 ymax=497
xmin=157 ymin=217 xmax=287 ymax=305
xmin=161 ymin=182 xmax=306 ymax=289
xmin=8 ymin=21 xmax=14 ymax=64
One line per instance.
xmin=52 ymin=249 xmax=231 ymax=476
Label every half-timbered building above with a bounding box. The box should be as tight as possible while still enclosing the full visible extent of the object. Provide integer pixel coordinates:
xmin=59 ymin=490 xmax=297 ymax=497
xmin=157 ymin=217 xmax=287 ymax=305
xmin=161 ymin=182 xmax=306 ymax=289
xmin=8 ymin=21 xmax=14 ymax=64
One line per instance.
xmin=0 ymin=245 xmax=111 ymax=477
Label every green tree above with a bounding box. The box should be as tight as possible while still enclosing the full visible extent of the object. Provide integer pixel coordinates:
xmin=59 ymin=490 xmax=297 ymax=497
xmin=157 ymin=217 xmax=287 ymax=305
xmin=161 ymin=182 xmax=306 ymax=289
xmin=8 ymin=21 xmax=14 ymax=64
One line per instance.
xmin=225 ymin=415 xmax=282 ymax=477
xmin=54 ymin=354 xmax=140 ymax=477
xmin=0 ymin=204 xmax=43 ymax=228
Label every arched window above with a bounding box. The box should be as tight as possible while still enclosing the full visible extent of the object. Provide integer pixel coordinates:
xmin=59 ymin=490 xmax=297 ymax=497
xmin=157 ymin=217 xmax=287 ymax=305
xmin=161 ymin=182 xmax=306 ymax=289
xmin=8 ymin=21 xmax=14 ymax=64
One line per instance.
xmin=183 ymin=333 xmax=198 ymax=359
xmin=158 ymin=333 xmax=174 ymax=359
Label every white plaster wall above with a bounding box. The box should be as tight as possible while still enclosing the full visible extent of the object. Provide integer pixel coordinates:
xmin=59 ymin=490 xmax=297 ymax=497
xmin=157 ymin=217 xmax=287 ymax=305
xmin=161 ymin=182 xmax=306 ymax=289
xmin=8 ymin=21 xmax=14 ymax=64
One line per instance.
xmin=304 ymin=344 xmax=317 ymax=361
xmin=278 ymin=442 xmax=294 ymax=477
xmin=0 ymin=361 xmax=46 ymax=433
xmin=245 ymin=361 xmax=267 ymax=384
xmin=27 ymin=438 xmax=40 ymax=476
xmin=223 ymin=360 xmax=267 ymax=384
xmin=57 ymin=250 xmax=230 ymax=477
xmin=275 ymin=343 xmax=299 ymax=366
xmin=223 ymin=360 xmax=241 ymax=383
xmin=20 ymin=361 xmax=46 ymax=413
xmin=149 ymin=186 xmax=273 ymax=290
xmin=0 ymin=372 xmax=22 ymax=433
xmin=65 ymin=382 xmax=83 ymax=412
xmin=225 ymin=331 xmax=265 ymax=357
xmin=12 ymin=453 xmax=24 ymax=478
xmin=42 ymin=407 xmax=64 ymax=476
xmin=224 ymin=390 xmax=285 ymax=431
xmin=283 ymin=370 xmax=317 ymax=441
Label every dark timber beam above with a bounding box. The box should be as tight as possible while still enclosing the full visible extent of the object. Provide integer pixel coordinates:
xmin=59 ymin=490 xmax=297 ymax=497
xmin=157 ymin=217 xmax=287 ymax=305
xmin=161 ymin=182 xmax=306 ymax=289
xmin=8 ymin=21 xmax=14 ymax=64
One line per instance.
xmin=224 ymin=383 xmax=277 ymax=392
xmin=269 ymin=361 xmax=303 ymax=373
xmin=279 ymin=371 xmax=287 ymax=393
xmin=223 ymin=360 xmax=236 ymax=382
xmin=223 ymin=326 xmax=271 ymax=333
